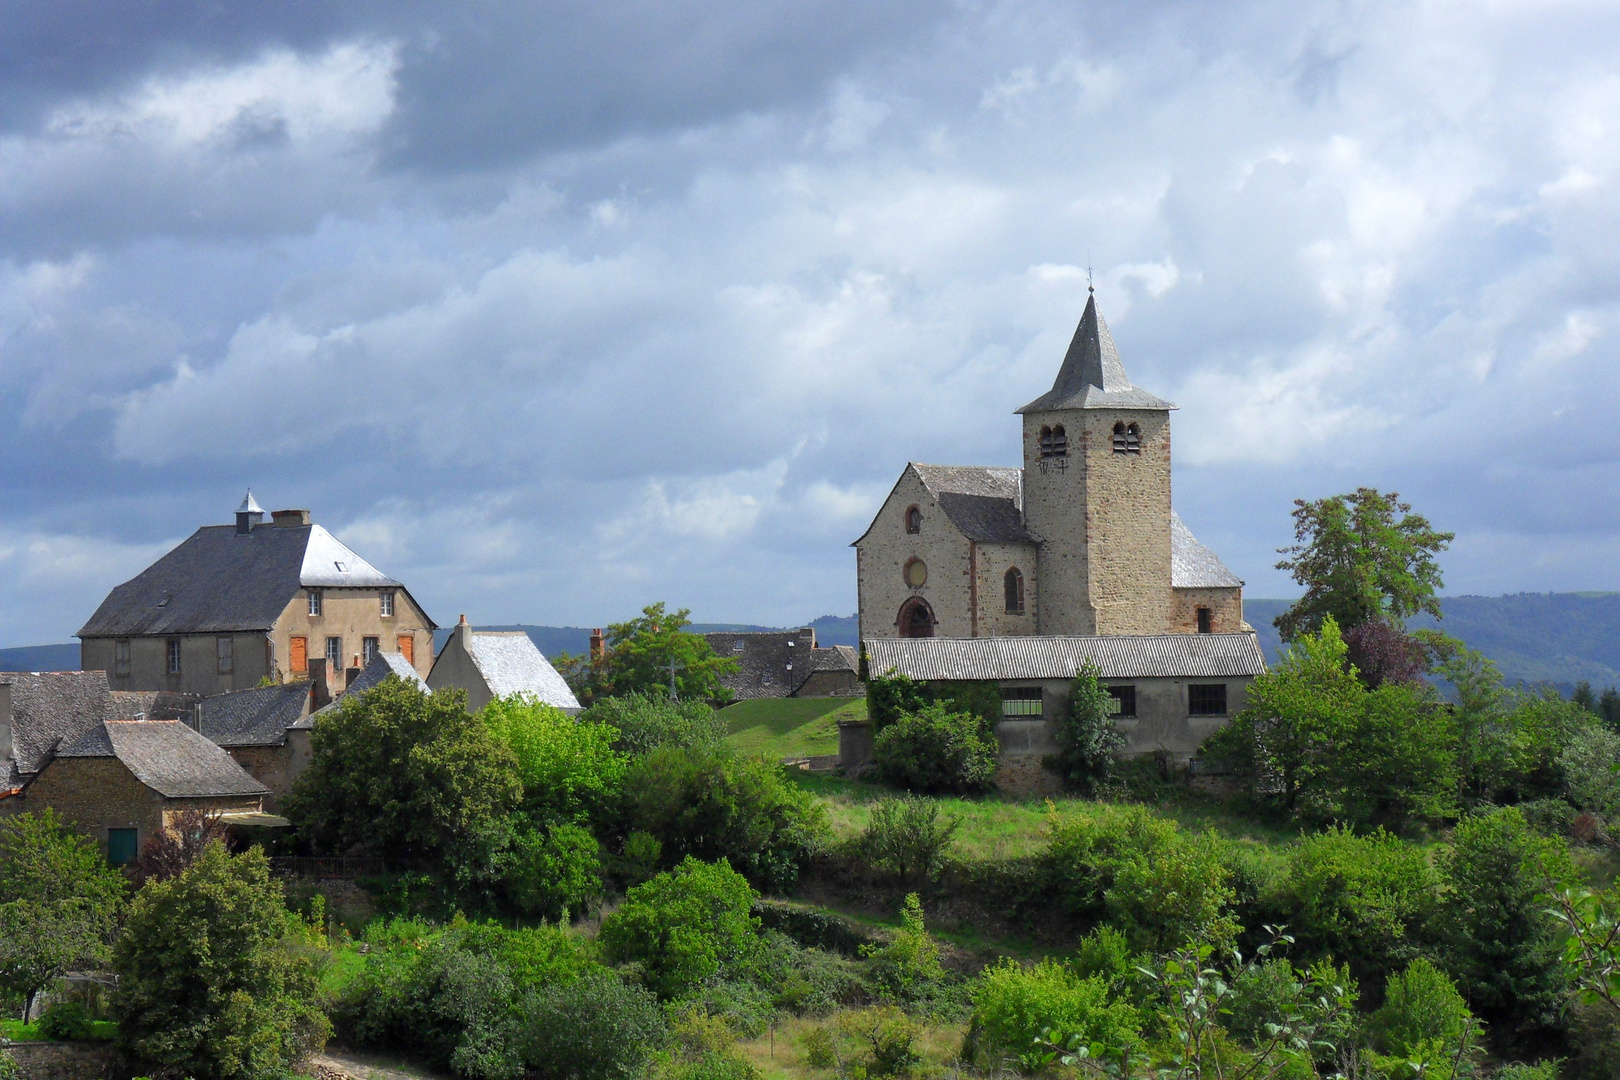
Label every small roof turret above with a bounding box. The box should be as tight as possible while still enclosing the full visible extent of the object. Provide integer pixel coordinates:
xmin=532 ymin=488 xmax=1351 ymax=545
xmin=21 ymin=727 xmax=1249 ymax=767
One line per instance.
xmin=1017 ymin=292 xmax=1176 ymax=413
xmin=235 ymin=490 xmax=266 ymax=535
xmin=237 ymin=490 xmax=265 ymax=515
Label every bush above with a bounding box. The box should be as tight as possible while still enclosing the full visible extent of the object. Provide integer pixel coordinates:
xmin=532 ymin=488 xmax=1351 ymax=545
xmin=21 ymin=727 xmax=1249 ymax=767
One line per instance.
xmin=503 ymin=823 xmax=602 ymax=920
xmin=482 ymin=695 xmax=627 ymax=824
xmin=1367 ymin=959 xmax=1477 ymax=1072
xmin=35 ymin=1001 xmax=93 ymax=1041
xmin=836 ymin=1006 xmax=922 ymax=1078
xmin=1052 ymin=664 xmax=1123 ymax=794
xmin=599 ymin=857 xmax=760 ymax=999
xmin=1559 ymin=721 xmax=1620 ymax=821
xmin=113 ymin=844 xmax=330 ymax=1080
xmin=872 ymin=702 xmax=997 ymax=794
xmin=861 ymin=894 xmax=947 ymax=1007
xmin=745 ymin=931 xmax=863 ymax=1017
xmin=0 ymin=1050 xmax=15 ymax=1080
xmin=858 ymin=797 xmax=959 ymax=884
xmin=622 ymin=746 xmax=827 ymax=891
xmin=582 ymin=692 xmax=729 ymax=756
xmin=967 ymin=958 xmax=1139 ymax=1072
xmin=522 ymin=967 xmax=667 ymax=1080
xmin=866 ymin=672 xmax=931 ymax=734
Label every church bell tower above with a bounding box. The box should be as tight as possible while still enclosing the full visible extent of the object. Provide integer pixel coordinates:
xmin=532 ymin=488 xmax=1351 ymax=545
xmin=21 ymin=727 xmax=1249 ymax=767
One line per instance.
xmin=1017 ymin=291 xmax=1176 ymax=635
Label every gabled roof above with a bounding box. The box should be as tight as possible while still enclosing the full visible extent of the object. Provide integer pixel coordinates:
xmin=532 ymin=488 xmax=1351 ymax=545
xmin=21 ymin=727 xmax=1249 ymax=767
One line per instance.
xmin=1171 ymin=512 xmax=1244 ymax=589
xmin=58 ymin=720 xmax=268 ymax=799
xmin=1017 ymin=293 xmax=1175 ymax=413
xmin=703 ymin=629 xmax=817 ymax=700
xmin=77 ymin=521 xmax=428 ymax=638
xmin=466 ymin=632 xmax=580 ymax=711
xmin=912 ymin=464 xmax=1035 ymax=543
xmin=308 ymin=653 xmax=429 ymax=722
xmin=197 ymin=682 xmax=311 ymax=747
xmin=864 ymin=632 xmax=1266 ymax=682
xmin=1 ymin=671 xmax=115 ymax=777
xmin=811 ymin=645 xmax=860 ymax=674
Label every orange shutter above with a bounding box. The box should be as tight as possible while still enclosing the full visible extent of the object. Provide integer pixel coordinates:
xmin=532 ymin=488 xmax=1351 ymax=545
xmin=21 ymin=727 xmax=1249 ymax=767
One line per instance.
xmin=398 ymin=635 xmax=414 ymax=666
xmin=290 ymin=636 xmax=308 ymax=674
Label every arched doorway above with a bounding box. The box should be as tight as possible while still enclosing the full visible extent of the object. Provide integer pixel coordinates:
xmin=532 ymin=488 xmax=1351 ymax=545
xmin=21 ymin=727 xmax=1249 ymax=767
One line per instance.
xmin=897 ymin=597 xmax=936 ymax=638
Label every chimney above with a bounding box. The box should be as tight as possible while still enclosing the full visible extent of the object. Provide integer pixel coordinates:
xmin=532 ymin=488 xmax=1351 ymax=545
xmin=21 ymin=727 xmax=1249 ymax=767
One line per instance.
xmin=589 ymin=628 xmax=605 ymax=661
xmin=308 ymin=658 xmax=331 ymax=710
xmin=346 ymin=656 xmax=362 ymax=690
xmin=235 ymin=490 xmax=266 ymax=535
xmin=272 ymin=509 xmax=311 ymax=528
xmin=0 ymin=682 xmax=12 ymax=769
xmin=457 ymin=614 xmax=473 ymax=650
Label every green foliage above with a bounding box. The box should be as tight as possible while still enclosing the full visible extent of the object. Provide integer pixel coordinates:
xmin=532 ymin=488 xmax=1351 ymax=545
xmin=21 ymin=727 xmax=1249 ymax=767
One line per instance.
xmin=112 ymin=844 xmax=329 ymax=1080
xmin=622 ymin=745 xmax=827 ymax=891
xmin=35 ymin=1001 xmax=92 ymax=1041
xmin=482 ymin=694 xmax=627 ymax=824
xmin=861 ymin=894 xmax=947 ymax=1006
xmin=284 ymin=677 xmax=522 ymax=873
xmin=561 ymin=603 xmax=740 ymax=705
xmin=1044 ymin=804 xmax=1235 ymax=952
xmin=1495 ymin=1062 xmax=1561 ymax=1080
xmin=865 ymin=671 xmax=931 ymax=734
xmin=583 ymin=692 xmax=729 ymax=756
xmin=1367 ymin=959 xmax=1477 ymax=1075
xmin=0 ymin=1049 xmax=15 ymax=1080
xmin=1073 ymin=927 xmax=1134 ymax=987
xmin=858 ymin=796 xmax=960 ymax=884
xmin=968 ymin=958 xmax=1139 ymax=1072
xmin=831 ymin=1006 xmax=923 ymax=1078
xmin=598 ymin=857 xmax=760 ymax=999
xmin=521 ymin=967 xmax=667 ymax=1080
xmin=1277 ymin=826 xmax=1438 ymax=990
xmin=502 ymin=823 xmax=602 ymax=921
xmin=1545 ymin=885 xmax=1620 ymax=1024
xmin=1437 ymin=807 xmax=1574 ymax=1051
xmin=0 ymin=810 xmax=127 ymax=1020
xmin=1274 ymin=487 xmax=1453 ymax=642
xmin=871 ymin=701 xmax=997 ymax=794
xmin=1053 ymin=664 xmax=1123 ymax=795
xmin=1558 ymin=721 xmax=1620 ymax=821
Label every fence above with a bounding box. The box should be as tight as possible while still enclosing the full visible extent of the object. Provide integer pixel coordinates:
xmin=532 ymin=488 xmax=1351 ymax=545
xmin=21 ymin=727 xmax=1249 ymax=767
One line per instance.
xmin=268 ymin=856 xmax=386 ymax=879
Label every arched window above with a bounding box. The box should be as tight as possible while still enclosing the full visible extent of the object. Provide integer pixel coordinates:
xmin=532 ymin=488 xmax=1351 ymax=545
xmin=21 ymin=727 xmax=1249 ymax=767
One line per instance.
xmin=1039 ymin=424 xmax=1068 ymax=459
xmin=905 ymin=505 xmax=922 ymax=534
xmin=897 ymin=597 xmax=936 ymax=638
xmin=1004 ymin=567 xmax=1025 ymax=614
xmin=1112 ymin=421 xmax=1142 ymax=455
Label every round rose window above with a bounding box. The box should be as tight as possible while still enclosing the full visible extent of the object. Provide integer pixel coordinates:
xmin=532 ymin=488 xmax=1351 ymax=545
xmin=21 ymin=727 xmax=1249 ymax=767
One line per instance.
xmin=904 ymin=559 xmax=928 ymax=587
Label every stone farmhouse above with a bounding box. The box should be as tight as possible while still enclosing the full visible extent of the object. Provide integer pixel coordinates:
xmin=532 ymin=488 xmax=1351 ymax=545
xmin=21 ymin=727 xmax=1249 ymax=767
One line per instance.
xmin=77 ymin=493 xmax=436 ymax=697
xmin=851 ymin=291 xmax=1266 ymax=772
xmin=703 ymin=629 xmax=862 ymax=701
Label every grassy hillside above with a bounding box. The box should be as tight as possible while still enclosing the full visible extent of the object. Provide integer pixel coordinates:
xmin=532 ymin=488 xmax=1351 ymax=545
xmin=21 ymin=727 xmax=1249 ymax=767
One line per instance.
xmin=721 ymin=696 xmax=866 ymax=759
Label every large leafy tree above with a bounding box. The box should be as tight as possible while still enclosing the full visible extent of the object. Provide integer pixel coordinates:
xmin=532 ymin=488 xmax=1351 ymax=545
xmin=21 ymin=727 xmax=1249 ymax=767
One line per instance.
xmin=556 ymin=603 xmax=738 ymax=705
xmin=0 ymin=809 xmax=127 ymax=1020
xmin=113 ymin=844 xmax=329 ymax=1080
xmin=1274 ymin=488 xmax=1453 ymax=647
xmin=283 ymin=676 xmax=521 ymax=872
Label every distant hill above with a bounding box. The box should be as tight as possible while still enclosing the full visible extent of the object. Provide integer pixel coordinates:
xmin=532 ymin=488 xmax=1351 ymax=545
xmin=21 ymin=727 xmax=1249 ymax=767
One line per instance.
xmin=430 ymin=615 xmax=860 ymax=661
xmin=0 ymin=643 xmax=80 ymax=673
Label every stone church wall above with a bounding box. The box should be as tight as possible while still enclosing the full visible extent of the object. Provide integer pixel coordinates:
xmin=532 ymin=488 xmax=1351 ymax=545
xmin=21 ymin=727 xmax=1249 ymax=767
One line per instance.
xmin=856 ymin=470 xmax=974 ymax=641
xmin=1076 ymin=409 xmax=1174 ymax=635
xmin=970 ymin=540 xmax=1040 ymax=637
xmin=1170 ymin=587 xmax=1245 ymax=635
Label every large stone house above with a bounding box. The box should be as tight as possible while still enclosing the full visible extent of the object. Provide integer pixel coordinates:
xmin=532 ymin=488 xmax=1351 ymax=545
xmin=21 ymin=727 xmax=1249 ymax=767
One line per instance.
xmin=77 ymin=494 xmax=437 ymax=695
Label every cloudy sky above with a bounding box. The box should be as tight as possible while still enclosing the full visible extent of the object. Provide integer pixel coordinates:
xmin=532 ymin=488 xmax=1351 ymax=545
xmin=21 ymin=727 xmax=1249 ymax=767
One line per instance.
xmin=1 ymin=0 xmax=1617 ymax=645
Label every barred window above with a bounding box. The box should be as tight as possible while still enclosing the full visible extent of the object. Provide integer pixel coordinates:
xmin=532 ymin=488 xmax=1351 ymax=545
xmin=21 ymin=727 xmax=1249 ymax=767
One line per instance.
xmin=1188 ymin=684 xmax=1228 ymax=716
xmin=1039 ymin=424 xmax=1068 ymax=459
xmin=1108 ymin=685 xmax=1137 ymax=718
xmin=1002 ymin=687 xmax=1043 ymax=717
xmin=1004 ymin=567 xmax=1025 ymax=614
xmin=1112 ymin=421 xmax=1142 ymax=455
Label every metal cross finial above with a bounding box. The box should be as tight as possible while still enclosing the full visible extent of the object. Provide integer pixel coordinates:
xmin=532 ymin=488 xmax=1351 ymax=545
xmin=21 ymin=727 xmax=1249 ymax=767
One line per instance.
xmin=1087 ymin=255 xmax=1094 ymax=293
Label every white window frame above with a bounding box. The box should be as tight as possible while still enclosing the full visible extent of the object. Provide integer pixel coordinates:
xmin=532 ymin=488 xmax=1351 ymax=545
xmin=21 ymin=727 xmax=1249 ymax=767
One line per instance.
xmin=326 ymin=636 xmax=343 ymax=669
xmin=307 ymin=590 xmax=322 ymax=617
xmin=380 ymin=591 xmax=395 ymax=618
xmin=363 ymin=637 xmax=380 ymax=664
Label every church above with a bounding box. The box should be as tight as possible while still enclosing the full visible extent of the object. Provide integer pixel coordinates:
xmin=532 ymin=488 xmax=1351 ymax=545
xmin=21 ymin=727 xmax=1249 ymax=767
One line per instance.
xmin=847 ymin=290 xmax=1265 ymax=777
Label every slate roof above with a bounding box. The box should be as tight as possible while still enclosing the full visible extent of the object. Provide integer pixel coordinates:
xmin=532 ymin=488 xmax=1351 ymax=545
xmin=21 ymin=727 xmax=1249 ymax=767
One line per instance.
xmin=1018 ymin=293 xmax=1175 ymax=413
xmin=58 ymin=720 xmax=268 ymax=798
xmin=1171 ymin=513 xmax=1244 ymax=589
xmin=864 ymin=632 xmax=1267 ymax=682
xmin=811 ymin=645 xmax=859 ymax=673
xmin=197 ymin=682 xmax=311 ymax=747
xmin=912 ymin=465 xmax=1035 ymax=543
xmin=704 ymin=630 xmax=817 ymax=700
xmin=109 ymin=690 xmax=199 ymax=722
xmin=467 ymin=632 xmax=580 ymax=710
xmin=1 ymin=672 xmax=115 ymax=777
xmin=309 ymin=653 xmax=429 ymax=722
xmin=77 ymin=521 xmax=428 ymax=638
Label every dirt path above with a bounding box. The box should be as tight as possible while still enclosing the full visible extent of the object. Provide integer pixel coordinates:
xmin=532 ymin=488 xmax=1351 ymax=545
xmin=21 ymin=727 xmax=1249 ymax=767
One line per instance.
xmin=311 ymin=1048 xmax=451 ymax=1080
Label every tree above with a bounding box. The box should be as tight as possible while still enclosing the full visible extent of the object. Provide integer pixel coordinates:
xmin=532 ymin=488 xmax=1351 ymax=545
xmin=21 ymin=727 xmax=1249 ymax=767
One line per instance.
xmin=481 ymin=694 xmax=627 ymax=825
xmin=598 ymin=856 xmax=760 ymax=999
xmin=135 ymin=807 xmax=231 ymax=883
xmin=0 ymin=810 xmax=127 ymax=1020
xmin=283 ymin=676 xmax=521 ymax=873
xmin=1274 ymin=488 xmax=1453 ymax=644
xmin=578 ymin=691 xmax=728 ymax=756
xmin=859 ymin=797 xmax=960 ymax=885
xmin=1053 ymin=664 xmax=1124 ymax=794
xmin=113 ymin=843 xmax=329 ymax=1080
xmin=558 ymin=603 xmax=739 ymax=705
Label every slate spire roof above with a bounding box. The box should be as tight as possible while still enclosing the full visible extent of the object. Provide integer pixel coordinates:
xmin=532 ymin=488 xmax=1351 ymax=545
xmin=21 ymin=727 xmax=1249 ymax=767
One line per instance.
xmin=1017 ymin=292 xmax=1176 ymax=413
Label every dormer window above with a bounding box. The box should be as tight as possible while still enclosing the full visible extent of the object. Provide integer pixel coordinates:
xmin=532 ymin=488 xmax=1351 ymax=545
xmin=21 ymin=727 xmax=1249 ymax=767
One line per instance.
xmin=905 ymin=506 xmax=922 ymax=534
xmin=1112 ymin=421 xmax=1142 ymax=455
xmin=334 ymin=561 xmax=348 ymax=573
xmin=1039 ymin=425 xmax=1068 ymax=459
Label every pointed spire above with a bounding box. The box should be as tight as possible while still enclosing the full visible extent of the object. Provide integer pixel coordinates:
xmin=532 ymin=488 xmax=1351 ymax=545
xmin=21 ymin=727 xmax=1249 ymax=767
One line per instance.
xmin=237 ymin=489 xmax=264 ymax=515
xmin=1016 ymin=293 xmax=1175 ymax=413
xmin=234 ymin=489 xmax=266 ymax=535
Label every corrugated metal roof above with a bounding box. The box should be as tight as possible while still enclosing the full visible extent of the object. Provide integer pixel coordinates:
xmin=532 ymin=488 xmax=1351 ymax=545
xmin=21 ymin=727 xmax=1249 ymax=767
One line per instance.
xmin=864 ymin=632 xmax=1266 ymax=681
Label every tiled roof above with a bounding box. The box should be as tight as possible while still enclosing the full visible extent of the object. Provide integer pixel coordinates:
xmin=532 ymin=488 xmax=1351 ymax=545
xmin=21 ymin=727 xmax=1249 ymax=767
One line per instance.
xmin=704 ymin=630 xmax=817 ymax=700
xmin=912 ymin=465 xmax=1035 ymax=543
xmin=468 ymin=632 xmax=580 ymax=710
xmin=308 ymin=653 xmax=429 ymax=722
xmin=864 ymin=632 xmax=1267 ymax=682
xmin=109 ymin=690 xmax=199 ymax=722
xmin=1171 ymin=512 xmax=1244 ymax=589
xmin=197 ymin=682 xmax=311 ymax=746
xmin=1017 ymin=293 xmax=1175 ymax=413
xmin=1 ymin=672 xmax=114 ymax=776
xmin=58 ymin=720 xmax=268 ymax=798
xmin=76 ymin=522 xmax=425 ymax=638
xmin=811 ymin=645 xmax=859 ymax=673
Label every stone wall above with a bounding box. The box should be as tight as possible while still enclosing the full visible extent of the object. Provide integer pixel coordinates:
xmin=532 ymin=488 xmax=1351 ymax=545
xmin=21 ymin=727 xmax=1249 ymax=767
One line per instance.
xmin=5 ymin=1040 xmax=117 ymax=1080
xmin=1170 ymin=586 xmax=1245 ymax=635
xmin=227 ymin=732 xmax=311 ymax=813
xmin=85 ymin=631 xmax=272 ymax=697
xmin=855 ymin=469 xmax=974 ymax=642
xmin=272 ymin=587 xmax=434 ymax=692
xmin=969 ymin=541 xmax=1040 ymax=638
xmin=1078 ymin=409 xmax=1174 ymax=636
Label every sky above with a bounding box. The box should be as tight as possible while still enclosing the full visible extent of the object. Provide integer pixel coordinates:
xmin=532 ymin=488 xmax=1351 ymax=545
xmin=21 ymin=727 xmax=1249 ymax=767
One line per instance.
xmin=2 ymin=0 xmax=1619 ymax=646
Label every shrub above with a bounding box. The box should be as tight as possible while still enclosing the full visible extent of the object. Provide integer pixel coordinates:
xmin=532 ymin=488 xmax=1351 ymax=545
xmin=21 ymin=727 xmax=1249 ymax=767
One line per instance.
xmin=0 ymin=1050 xmax=16 ymax=1080
xmin=835 ymin=1006 xmax=922 ymax=1078
xmin=866 ymin=672 xmax=931 ymax=734
xmin=522 ymin=967 xmax=667 ymax=1080
xmin=599 ymin=857 xmax=760 ymax=999
xmin=861 ymin=894 xmax=947 ymax=1006
xmin=1052 ymin=664 xmax=1123 ymax=794
xmin=133 ymin=807 xmax=230 ymax=883
xmin=1495 ymin=1064 xmax=1560 ymax=1080
xmin=859 ymin=797 xmax=960 ymax=884
xmin=582 ymin=692 xmax=729 ymax=756
xmin=872 ymin=702 xmax=997 ymax=794
xmin=482 ymin=695 xmax=627 ymax=824
xmin=967 ymin=958 xmax=1139 ymax=1072
xmin=113 ymin=844 xmax=330 ymax=1080
xmin=502 ymin=823 xmax=602 ymax=920
xmin=622 ymin=746 xmax=827 ymax=891
xmin=1073 ymin=927 xmax=1133 ymax=986
xmin=35 ymin=1000 xmax=93 ymax=1041
xmin=1367 ymin=959 xmax=1477 ymax=1073
xmin=1559 ymin=721 xmax=1620 ymax=821
xmin=746 ymin=931 xmax=863 ymax=1017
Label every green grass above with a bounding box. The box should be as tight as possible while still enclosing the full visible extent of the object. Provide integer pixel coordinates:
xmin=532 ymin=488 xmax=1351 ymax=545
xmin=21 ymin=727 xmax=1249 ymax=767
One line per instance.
xmin=0 ymin=1018 xmax=116 ymax=1041
xmin=722 ymin=697 xmax=867 ymax=760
